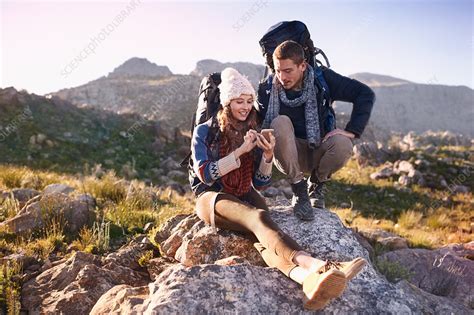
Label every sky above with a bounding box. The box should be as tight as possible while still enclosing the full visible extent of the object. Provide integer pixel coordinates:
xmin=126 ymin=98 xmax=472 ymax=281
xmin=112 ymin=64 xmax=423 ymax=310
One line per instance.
xmin=1 ymin=0 xmax=473 ymax=95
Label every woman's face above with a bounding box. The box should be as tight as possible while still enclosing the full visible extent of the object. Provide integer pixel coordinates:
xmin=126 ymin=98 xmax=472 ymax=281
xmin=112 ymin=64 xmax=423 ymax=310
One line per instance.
xmin=228 ymin=94 xmax=254 ymax=122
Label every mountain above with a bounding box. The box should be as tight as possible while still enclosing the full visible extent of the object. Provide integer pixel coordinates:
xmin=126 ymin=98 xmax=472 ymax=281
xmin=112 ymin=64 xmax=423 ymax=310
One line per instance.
xmin=349 ymin=73 xmax=412 ymax=87
xmin=190 ymin=59 xmax=265 ymax=87
xmin=335 ymin=73 xmax=474 ymax=136
xmin=50 ymin=58 xmax=265 ymax=129
xmin=0 ymin=87 xmax=182 ymax=177
xmin=50 ymin=59 xmax=473 ymax=137
xmin=52 ymin=58 xmax=200 ymax=128
xmin=108 ymin=57 xmax=173 ymax=78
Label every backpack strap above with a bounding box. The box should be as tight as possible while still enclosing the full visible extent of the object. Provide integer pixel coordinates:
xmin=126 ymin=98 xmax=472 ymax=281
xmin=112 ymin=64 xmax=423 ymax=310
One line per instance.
xmin=314 ymin=66 xmax=330 ymax=101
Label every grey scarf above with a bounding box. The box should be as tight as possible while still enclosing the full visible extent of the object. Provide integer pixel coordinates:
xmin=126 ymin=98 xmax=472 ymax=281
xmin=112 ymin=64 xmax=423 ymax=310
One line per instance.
xmin=262 ymin=66 xmax=321 ymax=148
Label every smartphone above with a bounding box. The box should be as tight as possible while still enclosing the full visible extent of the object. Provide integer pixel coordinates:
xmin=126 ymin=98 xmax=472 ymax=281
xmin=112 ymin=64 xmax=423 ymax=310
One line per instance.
xmin=260 ymin=129 xmax=274 ymax=142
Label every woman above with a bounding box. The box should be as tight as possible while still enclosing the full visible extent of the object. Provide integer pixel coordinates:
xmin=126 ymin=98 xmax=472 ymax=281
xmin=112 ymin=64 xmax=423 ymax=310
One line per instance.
xmin=190 ymin=68 xmax=366 ymax=310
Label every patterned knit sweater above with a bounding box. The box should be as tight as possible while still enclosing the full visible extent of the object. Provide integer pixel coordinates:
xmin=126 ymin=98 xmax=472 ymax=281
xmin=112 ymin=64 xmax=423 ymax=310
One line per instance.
xmin=190 ymin=119 xmax=272 ymax=196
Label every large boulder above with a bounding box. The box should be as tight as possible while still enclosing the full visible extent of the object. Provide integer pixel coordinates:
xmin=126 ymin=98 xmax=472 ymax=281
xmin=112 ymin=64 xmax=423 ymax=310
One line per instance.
xmin=353 ymin=141 xmax=390 ymax=166
xmin=42 ymin=183 xmax=75 ymax=195
xmin=0 ymin=193 xmax=95 ymax=234
xmin=155 ymin=213 xmax=265 ymax=266
xmin=0 ymin=188 xmax=40 ymax=208
xmin=115 ymin=202 xmax=468 ymax=313
xmin=357 ymin=228 xmax=408 ymax=251
xmin=379 ymin=242 xmax=474 ymax=309
xmin=89 ymin=284 xmax=149 ymax=315
xmin=22 ymin=240 xmax=152 ymax=314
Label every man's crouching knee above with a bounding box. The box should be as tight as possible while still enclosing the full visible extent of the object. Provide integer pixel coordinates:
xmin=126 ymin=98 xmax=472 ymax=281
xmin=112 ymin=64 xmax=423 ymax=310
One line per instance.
xmin=326 ymin=134 xmax=353 ymax=166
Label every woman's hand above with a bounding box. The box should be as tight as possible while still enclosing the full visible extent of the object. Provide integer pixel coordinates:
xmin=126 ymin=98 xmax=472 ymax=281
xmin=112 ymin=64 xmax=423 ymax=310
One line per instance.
xmin=235 ymin=130 xmax=258 ymax=158
xmin=256 ymin=133 xmax=275 ymax=162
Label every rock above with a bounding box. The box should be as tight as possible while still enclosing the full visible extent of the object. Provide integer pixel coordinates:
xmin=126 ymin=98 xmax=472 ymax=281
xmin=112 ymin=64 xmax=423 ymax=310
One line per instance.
xmin=156 ymin=214 xmax=266 ymax=267
xmin=148 ymin=208 xmax=467 ymax=313
xmin=143 ymin=222 xmax=154 ymax=233
xmin=414 ymin=158 xmax=430 ymax=167
xmin=379 ymin=237 xmax=409 ymax=250
xmin=339 ymin=202 xmax=351 ymax=208
xmin=398 ymin=174 xmax=411 ymax=186
xmin=155 ymin=214 xmax=201 ymax=257
xmin=173 ymin=221 xmax=266 ymax=267
xmin=36 ymin=133 xmax=47 ymax=144
xmin=147 ymin=257 xmax=177 ymax=281
xmin=103 ymin=237 xmax=155 ymax=271
xmin=0 ymin=193 xmax=94 ymax=234
xmin=357 ymin=228 xmax=408 ymax=251
xmin=395 ymin=160 xmax=415 ymax=174
xmin=262 ymin=186 xmax=279 ymax=197
xmin=29 ymin=135 xmax=36 ymax=145
xmin=215 ymin=255 xmax=250 ymax=266
xmin=370 ymin=165 xmax=394 ymax=180
xmin=154 ymin=214 xmax=191 ymax=242
xmin=401 ymin=132 xmax=419 ymax=150
xmin=1 ymin=188 xmax=40 ymax=208
xmin=440 ymin=178 xmax=448 ymax=188
xmin=448 ymin=167 xmax=458 ymax=175
xmin=353 ymin=141 xmax=389 ymax=166
xmin=451 ymin=185 xmax=470 ymax=194
xmin=135 ymin=258 xmax=467 ymax=313
xmin=42 ymin=183 xmax=75 ymax=195
xmin=379 ymin=242 xmax=474 ymax=309
xmin=0 ymin=252 xmax=38 ymax=270
xmin=22 ymin=251 xmax=149 ymax=315
xmin=408 ymin=169 xmax=423 ymax=180
xmin=90 ymin=284 xmax=149 ymax=315
xmin=45 ymin=139 xmax=55 ymax=148
xmin=281 ymin=187 xmax=293 ymax=199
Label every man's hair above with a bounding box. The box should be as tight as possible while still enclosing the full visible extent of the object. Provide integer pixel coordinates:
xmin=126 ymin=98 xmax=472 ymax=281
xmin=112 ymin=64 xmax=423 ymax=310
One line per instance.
xmin=273 ymin=40 xmax=305 ymax=65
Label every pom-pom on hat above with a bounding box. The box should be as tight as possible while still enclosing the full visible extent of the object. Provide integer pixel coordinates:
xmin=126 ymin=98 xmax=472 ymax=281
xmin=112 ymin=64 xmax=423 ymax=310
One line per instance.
xmin=219 ymin=67 xmax=256 ymax=107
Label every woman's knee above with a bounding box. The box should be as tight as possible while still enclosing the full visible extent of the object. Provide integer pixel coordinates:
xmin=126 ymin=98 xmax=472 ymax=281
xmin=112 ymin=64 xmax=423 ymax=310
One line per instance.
xmin=195 ymin=205 xmax=211 ymax=224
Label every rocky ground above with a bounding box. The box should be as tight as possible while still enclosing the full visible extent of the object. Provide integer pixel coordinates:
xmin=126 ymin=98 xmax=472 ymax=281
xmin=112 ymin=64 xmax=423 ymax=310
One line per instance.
xmin=0 ymin=183 xmax=472 ymax=314
xmin=1 ymin=86 xmax=472 ymax=313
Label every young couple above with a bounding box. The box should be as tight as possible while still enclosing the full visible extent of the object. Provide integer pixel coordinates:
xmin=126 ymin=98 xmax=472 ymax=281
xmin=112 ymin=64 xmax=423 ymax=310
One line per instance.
xmin=189 ymin=40 xmax=374 ymax=310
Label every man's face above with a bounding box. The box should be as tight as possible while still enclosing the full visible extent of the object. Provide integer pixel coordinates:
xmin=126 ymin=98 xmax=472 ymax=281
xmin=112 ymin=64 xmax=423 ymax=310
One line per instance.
xmin=273 ymin=58 xmax=306 ymax=90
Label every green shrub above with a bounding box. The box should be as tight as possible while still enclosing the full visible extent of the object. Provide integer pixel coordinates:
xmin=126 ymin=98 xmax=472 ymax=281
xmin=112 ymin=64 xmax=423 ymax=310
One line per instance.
xmin=375 ymin=258 xmax=412 ymax=283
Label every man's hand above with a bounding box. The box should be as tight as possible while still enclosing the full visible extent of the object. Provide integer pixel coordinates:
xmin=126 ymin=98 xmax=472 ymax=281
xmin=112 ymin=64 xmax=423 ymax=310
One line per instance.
xmin=322 ymin=128 xmax=355 ymax=143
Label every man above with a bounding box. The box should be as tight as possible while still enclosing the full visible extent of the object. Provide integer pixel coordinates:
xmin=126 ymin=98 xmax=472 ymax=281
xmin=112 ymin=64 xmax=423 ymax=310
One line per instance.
xmin=258 ymin=40 xmax=375 ymax=221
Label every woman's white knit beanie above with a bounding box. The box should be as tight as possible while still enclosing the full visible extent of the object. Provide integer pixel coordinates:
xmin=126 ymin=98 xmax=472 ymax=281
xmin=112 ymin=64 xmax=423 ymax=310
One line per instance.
xmin=219 ymin=67 xmax=256 ymax=106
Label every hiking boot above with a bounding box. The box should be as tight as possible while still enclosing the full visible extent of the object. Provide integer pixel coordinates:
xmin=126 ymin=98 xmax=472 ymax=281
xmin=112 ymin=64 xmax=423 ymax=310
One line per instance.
xmin=308 ymin=178 xmax=326 ymax=209
xmin=291 ymin=180 xmax=315 ymax=221
xmin=318 ymin=258 xmax=367 ymax=281
xmin=302 ymin=269 xmax=347 ymax=310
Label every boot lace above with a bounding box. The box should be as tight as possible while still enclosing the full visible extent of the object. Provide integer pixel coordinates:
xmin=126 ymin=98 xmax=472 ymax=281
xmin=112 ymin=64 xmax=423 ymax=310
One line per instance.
xmin=319 ymin=260 xmax=342 ymax=274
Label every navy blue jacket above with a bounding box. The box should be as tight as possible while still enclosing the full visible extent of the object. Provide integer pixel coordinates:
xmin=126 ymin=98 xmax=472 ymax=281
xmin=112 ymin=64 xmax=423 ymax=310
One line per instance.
xmin=257 ymin=67 xmax=375 ymax=139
